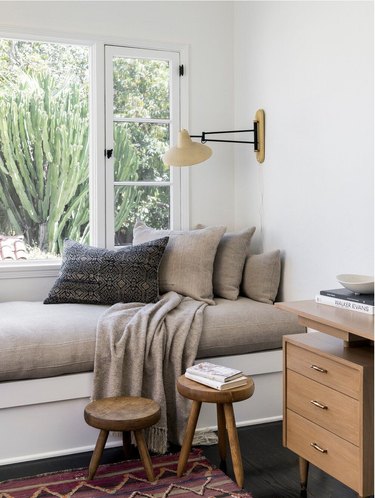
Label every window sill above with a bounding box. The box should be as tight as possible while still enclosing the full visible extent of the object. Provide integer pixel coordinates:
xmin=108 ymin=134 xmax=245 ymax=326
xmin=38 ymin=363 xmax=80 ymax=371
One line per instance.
xmin=0 ymin=261 xmax=61 ymax=279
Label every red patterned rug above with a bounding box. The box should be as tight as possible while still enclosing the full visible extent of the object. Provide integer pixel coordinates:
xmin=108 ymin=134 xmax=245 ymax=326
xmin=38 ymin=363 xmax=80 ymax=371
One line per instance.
xmin=0 ymin=449 xmax=252 ymax=498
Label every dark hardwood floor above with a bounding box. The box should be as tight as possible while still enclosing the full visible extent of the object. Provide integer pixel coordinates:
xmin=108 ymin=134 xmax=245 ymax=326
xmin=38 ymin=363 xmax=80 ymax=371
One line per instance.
xmin=0 ymin=422 xmax=372 ymax=498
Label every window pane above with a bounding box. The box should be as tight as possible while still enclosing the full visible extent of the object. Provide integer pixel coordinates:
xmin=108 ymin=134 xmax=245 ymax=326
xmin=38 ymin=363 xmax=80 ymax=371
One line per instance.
xmin=113 ymin=57 xmax=170 ymax=119
xmin=114 ymin=122 xmax=170 ymax=182
xmin=0 ymin=39 xmax=89 ymax=260
xmin=114 ymin=185 xmax=170 ymax=245
xmin=106 ymin=45 xmax=180 ymax=249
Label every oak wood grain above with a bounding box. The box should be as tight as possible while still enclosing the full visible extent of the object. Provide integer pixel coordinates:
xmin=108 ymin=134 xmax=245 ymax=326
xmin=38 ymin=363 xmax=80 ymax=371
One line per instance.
xmin=176 ymin=374 xmax=254 ymax=488
xmin=276 ymin=300 xmax=374 ymax=341
xmin=84 ymin=396 xmax=160 ymax=482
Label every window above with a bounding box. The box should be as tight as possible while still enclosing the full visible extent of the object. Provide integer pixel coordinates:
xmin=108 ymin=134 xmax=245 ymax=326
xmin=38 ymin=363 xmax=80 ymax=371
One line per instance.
xmin=104 ymin=46 xmax=181 ymax=247
xmin=0 ymin=38 xmax=184 ymax=264
xmin=0 ymin=38 xmax=89 ymax=261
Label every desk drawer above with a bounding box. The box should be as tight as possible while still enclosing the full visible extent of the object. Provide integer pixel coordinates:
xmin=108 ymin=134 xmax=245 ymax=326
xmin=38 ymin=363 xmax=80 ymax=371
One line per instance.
xmin=286 ymin=343 xmax=360 ymax=398
xmin=286 ymin=370 xmax=359 ymax=445
xmin=286 ymin=410 xmax=359 ymax=492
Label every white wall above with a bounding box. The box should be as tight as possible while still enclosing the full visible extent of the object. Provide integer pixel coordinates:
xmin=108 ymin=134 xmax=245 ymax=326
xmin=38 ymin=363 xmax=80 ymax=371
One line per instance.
xmin=0 ymin=1 xmax=373 ymax=302
xmin=234 ymin=1 xmax=374 ymax=300
xmin=0 ymin=0 xmax=235 ymax=228
xmin=0 ymin=1 xmax=235 ymax=301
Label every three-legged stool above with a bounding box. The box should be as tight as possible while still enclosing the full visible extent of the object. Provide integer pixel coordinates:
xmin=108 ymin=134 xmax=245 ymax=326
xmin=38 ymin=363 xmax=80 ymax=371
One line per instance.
xmin=176 ymin=375 xmax=254 ymax=488
xmin=84 ymin=396 xmax=161 ymax=481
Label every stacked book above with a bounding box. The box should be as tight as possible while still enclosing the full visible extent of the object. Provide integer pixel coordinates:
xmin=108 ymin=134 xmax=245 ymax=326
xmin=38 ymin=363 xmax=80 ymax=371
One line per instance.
xmin=185 ymin=362 xmax=248 ymax=390
xmin=315 ymin=288 xmax=374 ymax=315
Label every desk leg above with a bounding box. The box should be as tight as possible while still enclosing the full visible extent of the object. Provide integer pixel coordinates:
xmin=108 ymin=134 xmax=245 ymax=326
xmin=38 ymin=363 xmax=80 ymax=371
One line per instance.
xmin=299 ymin=457 xmax=309 ymax=491
xmin=177 ymin=400 xmax=201 ymax=477
xmin=223 ymin=403 xmax=244 ymax=488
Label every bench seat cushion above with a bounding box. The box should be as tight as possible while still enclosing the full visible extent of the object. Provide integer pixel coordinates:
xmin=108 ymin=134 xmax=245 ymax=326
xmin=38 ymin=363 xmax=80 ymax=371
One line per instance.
xmin=0 ymin=302 xmax=108 ymax=382
xmin=198 ymin=297 xmax=304 ymax=357
xmin=0 ymin=298 xmax=304 ymax=382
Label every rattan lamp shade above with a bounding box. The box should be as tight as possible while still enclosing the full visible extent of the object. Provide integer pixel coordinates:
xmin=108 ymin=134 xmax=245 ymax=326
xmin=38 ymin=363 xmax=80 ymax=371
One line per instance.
xmin=163 ymin=129 xmax=212 ymax=167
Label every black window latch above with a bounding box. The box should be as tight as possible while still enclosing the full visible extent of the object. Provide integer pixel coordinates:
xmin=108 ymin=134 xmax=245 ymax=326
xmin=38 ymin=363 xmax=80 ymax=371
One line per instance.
xmin=105 ymin=149 xmax=113 ymax=159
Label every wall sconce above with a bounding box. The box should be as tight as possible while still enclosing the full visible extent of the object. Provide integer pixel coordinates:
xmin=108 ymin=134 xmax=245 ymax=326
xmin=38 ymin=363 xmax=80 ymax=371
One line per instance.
xmin=163 ymin=109 xmax=265 ymax=167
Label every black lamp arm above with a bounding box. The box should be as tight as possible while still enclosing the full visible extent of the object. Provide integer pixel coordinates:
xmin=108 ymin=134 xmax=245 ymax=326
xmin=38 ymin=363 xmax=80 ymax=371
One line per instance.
xmin=190 ymin=122 xmax=259 ymax=150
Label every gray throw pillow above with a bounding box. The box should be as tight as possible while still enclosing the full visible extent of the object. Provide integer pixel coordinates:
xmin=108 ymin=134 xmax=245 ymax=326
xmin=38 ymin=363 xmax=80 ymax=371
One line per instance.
xmin=213 ymin=227 xmax=256 ymax=300
xmin=133 ymin=221 xmax=226 ymax=304
xmin=241 ymin=250 xmax=281 ymax=304
xmin=44 ymin=237 xmax=169 ymax=305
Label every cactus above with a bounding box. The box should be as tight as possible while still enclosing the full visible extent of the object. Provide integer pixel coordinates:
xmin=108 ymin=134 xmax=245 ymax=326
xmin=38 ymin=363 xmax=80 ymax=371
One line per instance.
xmin=0 ymin=69 xmax=89 ymax=254
xmin=0 ymin=69 xmax=139 ymax=255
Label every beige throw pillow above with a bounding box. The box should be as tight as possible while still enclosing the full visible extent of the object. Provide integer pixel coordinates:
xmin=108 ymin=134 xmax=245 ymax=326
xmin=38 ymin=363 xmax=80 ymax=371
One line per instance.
xmin=133 ymin=221 xmax=226 ymax=304
xmin=241 ymin=250 xmax=281 ymax=304
xmin=213 ymin=227 xmax=256 ymax=300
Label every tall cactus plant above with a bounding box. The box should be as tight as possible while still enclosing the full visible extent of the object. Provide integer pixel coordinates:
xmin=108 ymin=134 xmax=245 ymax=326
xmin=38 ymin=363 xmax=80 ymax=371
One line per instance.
xmin=0 ymin=70 xmax=89 ymax=254
xmin=0 ymin=68 xmax=140 ymax=255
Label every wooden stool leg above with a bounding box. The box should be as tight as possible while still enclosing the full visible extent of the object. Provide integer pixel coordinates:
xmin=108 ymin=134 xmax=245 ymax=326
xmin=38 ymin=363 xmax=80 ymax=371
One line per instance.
xmin=217 ymin=403 xmax=227 ymax=468
xmin=134 ymin=430 xmax=155 ymax=482
xmin=177 ymin=400 xmax=202 ymax=477
xmin=88 ymin=429 xmax=109 ymax=480
xmin=223 ymin=402 xmax=244 ymax=488
xmin=123 ymin=431 xmax=132 ymax=456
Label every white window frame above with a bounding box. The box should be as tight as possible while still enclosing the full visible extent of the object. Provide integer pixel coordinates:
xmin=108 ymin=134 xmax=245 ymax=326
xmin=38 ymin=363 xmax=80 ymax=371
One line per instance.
xmin=104 ymin=45 xmax=181 ymax=249
xmin=0 ymin=30 xmax=189 ymax=278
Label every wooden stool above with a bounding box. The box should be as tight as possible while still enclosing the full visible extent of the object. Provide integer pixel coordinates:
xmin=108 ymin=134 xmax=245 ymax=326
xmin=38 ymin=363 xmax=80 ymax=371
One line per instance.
xmin=177 ymin=375 xmax=254 ymax=488
xmin=84 ymin=396 xmax=161 ymax=481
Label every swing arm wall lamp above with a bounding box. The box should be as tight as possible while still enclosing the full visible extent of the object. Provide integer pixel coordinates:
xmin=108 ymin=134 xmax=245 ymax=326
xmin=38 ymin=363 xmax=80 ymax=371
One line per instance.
xmin=163 ymin=109 xmax=265 ymax=167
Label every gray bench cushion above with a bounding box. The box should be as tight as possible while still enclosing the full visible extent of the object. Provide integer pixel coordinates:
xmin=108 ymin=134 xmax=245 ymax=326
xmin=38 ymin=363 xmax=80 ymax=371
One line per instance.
xmin=0 ymin=298 xmax=305 ymax=382
xmin=198 ymin=297 xmax=304 ymax=357
xmin=0 ymin=302 xmax=108 ymax=381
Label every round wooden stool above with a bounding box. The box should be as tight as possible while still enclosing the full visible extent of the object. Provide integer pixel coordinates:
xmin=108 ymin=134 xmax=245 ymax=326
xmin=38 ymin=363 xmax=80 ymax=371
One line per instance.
xmin=177 ymin=375 xmax=255 ymax=488
xmin=84 ymin=396 xmax=161 ymax=481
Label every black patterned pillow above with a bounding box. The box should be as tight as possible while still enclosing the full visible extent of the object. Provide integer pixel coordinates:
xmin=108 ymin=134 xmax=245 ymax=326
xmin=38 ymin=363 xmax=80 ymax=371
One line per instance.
xmin=44 ymin=238 xmax=169 ymax=305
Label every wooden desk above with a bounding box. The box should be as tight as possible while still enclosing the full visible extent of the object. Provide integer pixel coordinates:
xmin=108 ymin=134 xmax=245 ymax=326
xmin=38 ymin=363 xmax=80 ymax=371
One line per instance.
xmin=276 ymin=299 xmax=374 ymax=343
xmin=276 ymin=300 xmax=374 ymax=497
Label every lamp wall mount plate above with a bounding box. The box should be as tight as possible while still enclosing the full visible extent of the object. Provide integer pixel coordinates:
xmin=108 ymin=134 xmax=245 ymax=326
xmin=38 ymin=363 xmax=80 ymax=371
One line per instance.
xmin=255 ymin=109 xmax=265 ymax=163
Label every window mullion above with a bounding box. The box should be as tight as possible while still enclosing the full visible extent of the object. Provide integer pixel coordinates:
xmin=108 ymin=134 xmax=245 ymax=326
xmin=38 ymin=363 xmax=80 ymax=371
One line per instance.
xmin=104 ymin=46 xmax=116 ymax=249
xmin=113 ymin=117 xmax=171 ymax=125
xmin=90 ymin=41 xmax=106 ymax=248
xmin=114 ymin=181 xmax=172 ymax=187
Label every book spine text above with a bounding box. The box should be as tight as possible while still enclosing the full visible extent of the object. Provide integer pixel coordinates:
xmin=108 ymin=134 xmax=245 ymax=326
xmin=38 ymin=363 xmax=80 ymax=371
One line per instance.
xmin=315 ymin=295 xmax=374 ymax=315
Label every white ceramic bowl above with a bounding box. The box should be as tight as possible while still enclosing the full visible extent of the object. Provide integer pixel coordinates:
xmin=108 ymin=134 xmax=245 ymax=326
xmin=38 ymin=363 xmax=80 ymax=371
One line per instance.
xmin=336 ymin=274 xmax=374 ymax=294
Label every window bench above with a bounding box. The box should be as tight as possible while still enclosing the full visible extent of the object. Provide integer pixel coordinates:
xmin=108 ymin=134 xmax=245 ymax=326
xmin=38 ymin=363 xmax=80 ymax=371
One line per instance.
xmin=0 ymin=298 xmax=305 ymax=466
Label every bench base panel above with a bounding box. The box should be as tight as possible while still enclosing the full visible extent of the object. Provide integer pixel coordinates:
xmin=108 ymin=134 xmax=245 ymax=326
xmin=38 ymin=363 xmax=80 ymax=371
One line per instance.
xmin=0 ymin=350 xmax=282 ymax=466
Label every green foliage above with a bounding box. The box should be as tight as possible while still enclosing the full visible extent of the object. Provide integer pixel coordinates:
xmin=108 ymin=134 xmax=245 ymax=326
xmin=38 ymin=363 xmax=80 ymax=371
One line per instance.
xmin=113 ymin=57 xmax=169 ymax=120
xmin=113 ymin=124 xmax=141 ymax=241
xmin=0 ymin=39 xmax=91 ymax=254
xmin=0 ymin=68 xmax=142 ymax=254
xmin=0 ymin=39 xmax=88 ymax=89
xmin=113 ymin=58 xmax=170 ymax=184
xmin=0 ymin=40 xmax=172 ymax=255
xmin=0 ymin=69 xmax=89 ymax=254
xmin=112 ymin=57 xmax=171 ymax=242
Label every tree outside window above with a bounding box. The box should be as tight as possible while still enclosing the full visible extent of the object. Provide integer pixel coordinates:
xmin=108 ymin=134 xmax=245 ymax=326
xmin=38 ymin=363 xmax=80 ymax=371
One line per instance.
xmin=0 ymin=39 xmax=90 ymax=260
xmin=0 ymin=39 xmax=174 ymax=261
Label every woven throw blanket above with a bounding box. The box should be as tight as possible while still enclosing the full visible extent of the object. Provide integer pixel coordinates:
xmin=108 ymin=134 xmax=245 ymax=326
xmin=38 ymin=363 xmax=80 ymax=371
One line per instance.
xmin=92 ymin=291 xmax=207 ymax=454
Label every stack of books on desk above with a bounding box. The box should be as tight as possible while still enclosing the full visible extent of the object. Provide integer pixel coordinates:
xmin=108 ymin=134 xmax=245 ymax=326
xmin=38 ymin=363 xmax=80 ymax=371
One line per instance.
xmin=185 ymin=362 xmax=248 ymax=390
xmin=315 ymin=288 xmax=374 ymax=315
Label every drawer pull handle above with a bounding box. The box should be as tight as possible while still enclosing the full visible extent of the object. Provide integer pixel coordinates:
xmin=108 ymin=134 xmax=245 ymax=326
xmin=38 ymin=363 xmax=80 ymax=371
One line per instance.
xmin=310 ymin=442 xmax=327 ymax=453
xmin=310 ymin=364 xmax=327 ymax=373
xmin=310 ymin=400 xmax=328 ymax=410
